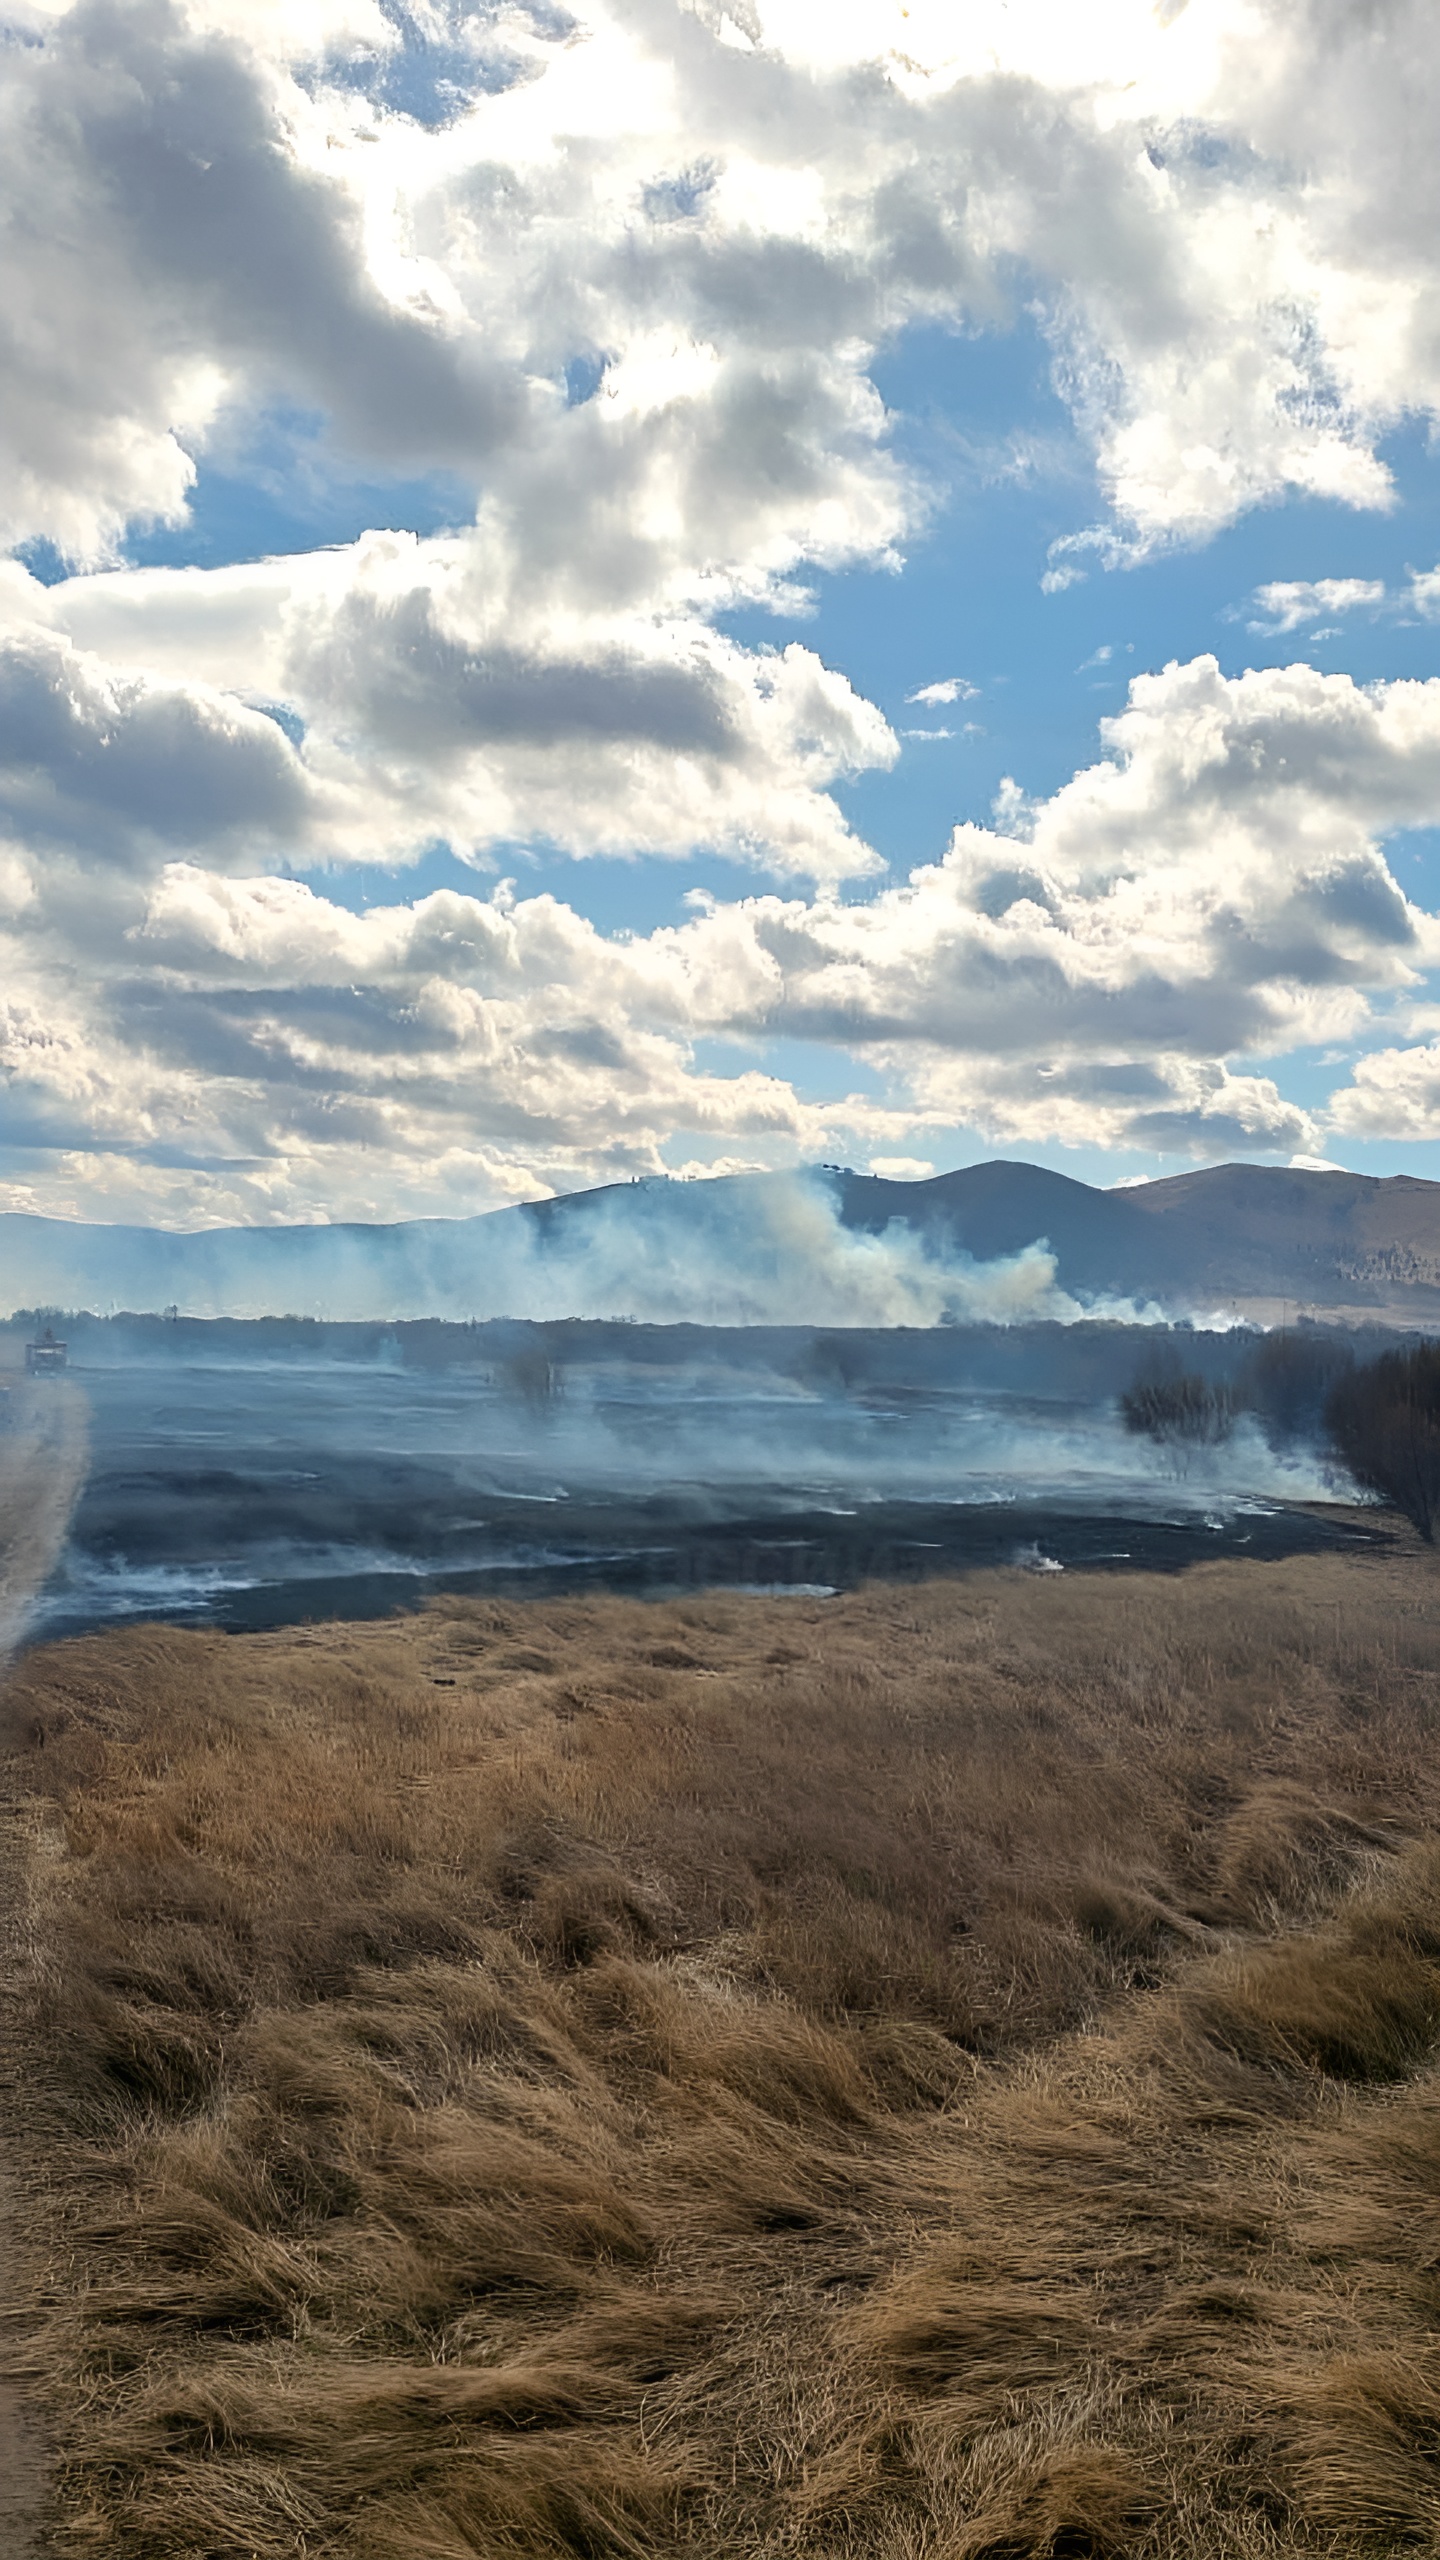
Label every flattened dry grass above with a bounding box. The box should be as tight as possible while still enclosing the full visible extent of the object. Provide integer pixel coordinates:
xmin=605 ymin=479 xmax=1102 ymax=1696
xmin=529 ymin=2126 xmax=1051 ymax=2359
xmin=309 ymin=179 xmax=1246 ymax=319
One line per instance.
xmin=7 ymin=1554 xmax=1440 ymax=2555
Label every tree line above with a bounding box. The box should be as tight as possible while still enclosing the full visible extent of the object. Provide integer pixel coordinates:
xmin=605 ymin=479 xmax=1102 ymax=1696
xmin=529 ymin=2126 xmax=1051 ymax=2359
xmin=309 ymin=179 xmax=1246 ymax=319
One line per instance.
xmin=1122 ymin=1333 xmax=1440 ymax=1541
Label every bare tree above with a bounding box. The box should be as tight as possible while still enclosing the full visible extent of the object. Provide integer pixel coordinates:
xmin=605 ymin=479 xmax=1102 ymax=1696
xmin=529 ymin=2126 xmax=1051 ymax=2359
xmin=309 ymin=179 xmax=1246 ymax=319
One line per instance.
xmin=499 ymin=1344 xmax=565 ymax=1413
xmin=1326 ymin=1343 xmax=1440 ymax=1542
xmin=1241 ymin=1328 xmax=1353 ymax=1452
xmin=1120 ymin=1371 xmax=1237 ymax=1472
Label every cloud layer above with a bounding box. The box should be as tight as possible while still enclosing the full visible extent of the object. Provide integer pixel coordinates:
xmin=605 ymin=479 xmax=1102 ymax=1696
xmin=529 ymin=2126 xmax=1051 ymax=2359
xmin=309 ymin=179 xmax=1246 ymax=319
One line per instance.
xmin=3 ymin=639 xmax=1439 ymax=1221
xmin=13 ymin=0 xmax=1440 ymax=566
xmin=4 ymin=0 xmax=1440 ymax=1216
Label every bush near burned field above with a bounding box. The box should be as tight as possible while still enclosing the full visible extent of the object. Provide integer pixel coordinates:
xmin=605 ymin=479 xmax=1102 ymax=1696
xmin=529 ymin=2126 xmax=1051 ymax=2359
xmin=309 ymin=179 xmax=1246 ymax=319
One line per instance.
xmin=1122 ymin=1331 xmax=1359 ymax=1466
xmin=1119 ymin=1369 xmax=1237 ymax=1458
xmin=8 ymin=1556 xmax=1440 ymax=2560
xmin=1242 ymin=1326 xmax=1356 ymax=1451
xmin=1326 ymin=1340 xmax=1440 ymax=1543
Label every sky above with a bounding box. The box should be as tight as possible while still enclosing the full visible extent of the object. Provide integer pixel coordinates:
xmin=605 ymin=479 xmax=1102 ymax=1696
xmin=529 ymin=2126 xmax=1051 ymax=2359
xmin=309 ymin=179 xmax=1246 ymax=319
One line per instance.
xmin=4 ymin=0 xmax=1440 ymax=1228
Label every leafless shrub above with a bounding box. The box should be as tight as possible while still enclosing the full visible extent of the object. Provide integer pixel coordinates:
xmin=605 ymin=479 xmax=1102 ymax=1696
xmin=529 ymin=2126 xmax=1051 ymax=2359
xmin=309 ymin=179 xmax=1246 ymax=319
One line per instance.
xmin=1241 ymin=1326 xmax=1354 ymax=1451
xmin=498 ymin=1346 xmax=565 ymax=1412
xmin=1120 ymin=1370 xmax=1237 ymax=1465
xmin=1327 ymin=1340 xmax=1440 ymax=1539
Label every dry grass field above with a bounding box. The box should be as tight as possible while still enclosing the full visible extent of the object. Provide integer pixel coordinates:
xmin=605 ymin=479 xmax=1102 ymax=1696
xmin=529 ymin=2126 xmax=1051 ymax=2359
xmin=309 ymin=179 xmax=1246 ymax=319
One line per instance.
xmin=6 ymin=1552 xmax=1440 ymax=2557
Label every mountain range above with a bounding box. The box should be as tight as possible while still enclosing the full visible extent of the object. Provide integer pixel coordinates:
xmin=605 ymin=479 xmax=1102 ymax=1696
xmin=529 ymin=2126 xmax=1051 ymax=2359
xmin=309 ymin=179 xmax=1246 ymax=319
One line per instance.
xmin=840 ymin=1159 xmax=1440 ymax=1315
xmin=1 ymin=1161 xmax=1438 ymax=1327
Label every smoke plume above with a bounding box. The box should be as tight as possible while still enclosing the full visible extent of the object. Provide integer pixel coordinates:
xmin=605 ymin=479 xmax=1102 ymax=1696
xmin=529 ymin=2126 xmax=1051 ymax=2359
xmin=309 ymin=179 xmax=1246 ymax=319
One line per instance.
xmin=0 ymin=1375 xmax=89 ymax=1665
xmin=0 ymin=1174 xmax=1158 ymax=1326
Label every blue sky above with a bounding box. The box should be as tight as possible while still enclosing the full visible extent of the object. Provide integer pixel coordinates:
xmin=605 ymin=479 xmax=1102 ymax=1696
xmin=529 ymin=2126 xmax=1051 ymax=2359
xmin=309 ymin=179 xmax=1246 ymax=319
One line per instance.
xmin=4 ymin=0 xmax=1440 ymax=1223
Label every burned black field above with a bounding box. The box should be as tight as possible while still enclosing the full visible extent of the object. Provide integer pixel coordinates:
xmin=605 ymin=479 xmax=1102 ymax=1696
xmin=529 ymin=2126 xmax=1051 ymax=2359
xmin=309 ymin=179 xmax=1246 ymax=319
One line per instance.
xmin=8 ymin=1313 xmax=1396 ymax=1640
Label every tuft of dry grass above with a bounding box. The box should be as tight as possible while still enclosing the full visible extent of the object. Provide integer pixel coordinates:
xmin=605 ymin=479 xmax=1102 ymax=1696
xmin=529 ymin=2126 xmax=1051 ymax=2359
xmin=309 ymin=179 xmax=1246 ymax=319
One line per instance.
xmin=6 ymin=1551 xmax=1440 ymax=2554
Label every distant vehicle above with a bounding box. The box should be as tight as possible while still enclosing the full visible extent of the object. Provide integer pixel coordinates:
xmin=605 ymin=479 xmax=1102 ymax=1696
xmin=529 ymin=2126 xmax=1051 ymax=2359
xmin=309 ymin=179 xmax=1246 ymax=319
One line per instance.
xmin=26 ymin=1325 xmax=68 ymax=1377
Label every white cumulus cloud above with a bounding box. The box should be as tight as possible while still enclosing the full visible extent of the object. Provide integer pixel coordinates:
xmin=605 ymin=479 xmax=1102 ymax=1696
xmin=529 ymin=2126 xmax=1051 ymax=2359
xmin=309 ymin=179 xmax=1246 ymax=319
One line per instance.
xmin=907 ymin=678 xmax=979 ymax=706
xmin=1246 ymin=579 xmax=1387 ymax=635
xmin=0 ymin=654 xmax=1433 ymax=1218
xmin=1327 ymin=1041 xmax=1440 ymax=1140
xmin=2 ymin=0 xmax=1440 ymax=1213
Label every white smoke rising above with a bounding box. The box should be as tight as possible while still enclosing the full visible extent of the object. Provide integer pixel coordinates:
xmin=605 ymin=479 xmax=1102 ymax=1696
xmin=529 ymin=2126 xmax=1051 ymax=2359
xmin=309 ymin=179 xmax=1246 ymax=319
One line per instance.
xmin=0 ymin=1375 xmax=88 ymax=1663
xmin=496 ymin=1179 xmax=1085 ymax=1328
xmin=0 ymin=1172 xmax=1163 ymax=1326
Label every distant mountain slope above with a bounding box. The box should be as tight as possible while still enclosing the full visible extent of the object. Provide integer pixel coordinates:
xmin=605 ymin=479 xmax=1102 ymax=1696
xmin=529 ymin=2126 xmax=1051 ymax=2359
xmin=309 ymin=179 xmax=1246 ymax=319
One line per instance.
xmin=832 ymin=1162 xmax=1166 ymax=1296
xmin=1123 ymin=1164 xmax=1440 ymax=1301
xmin=835 ymin=1161 xmax=1440 ymax=1312
xmin=0 ymin=1161 xmax=1437 ymax=1324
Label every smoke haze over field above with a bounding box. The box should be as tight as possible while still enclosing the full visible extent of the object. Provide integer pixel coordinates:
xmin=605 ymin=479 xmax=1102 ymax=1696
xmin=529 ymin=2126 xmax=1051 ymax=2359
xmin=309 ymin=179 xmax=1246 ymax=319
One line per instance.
xmin=495 ymin=1181 xmax=1094 ymax=1329
xmin=0 ymin=1173 xmax=1117 ymax=1327
xmin=0 ymin=1375 xmax=88 ymax=1660
xmin=3 ymin=1161 xmax=1439 ymax=1328
xmin=1 ymin=1312 xmax=1377 ymax=1647
xmin=0 ymin=1159 xmax=1422 ymax=1647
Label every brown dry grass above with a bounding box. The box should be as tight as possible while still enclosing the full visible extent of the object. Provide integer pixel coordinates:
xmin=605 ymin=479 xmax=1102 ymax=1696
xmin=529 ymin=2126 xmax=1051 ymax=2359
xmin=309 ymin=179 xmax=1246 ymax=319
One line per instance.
xmin=6 ymin=1553 xmax=1440 ymax=2556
